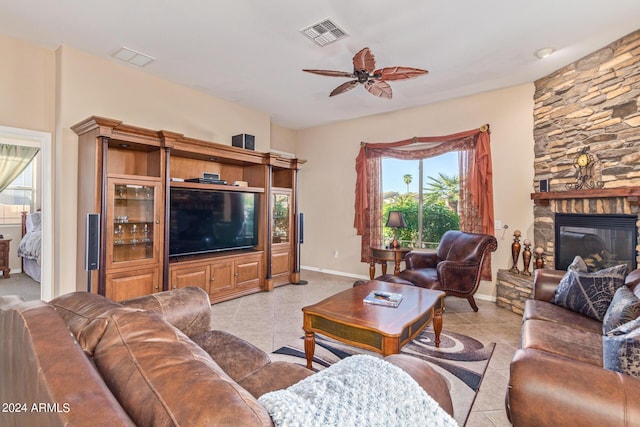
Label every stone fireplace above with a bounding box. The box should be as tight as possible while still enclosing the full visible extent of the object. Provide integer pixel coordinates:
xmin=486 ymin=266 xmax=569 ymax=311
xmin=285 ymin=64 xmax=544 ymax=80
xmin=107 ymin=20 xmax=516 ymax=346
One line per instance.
xmin=531 ymin=29 xmax=640 ymax=273
xmin=532 ymin=191 xmax=640 ymax=272
xmin=496 ymin=29 xmax=640 ymax=315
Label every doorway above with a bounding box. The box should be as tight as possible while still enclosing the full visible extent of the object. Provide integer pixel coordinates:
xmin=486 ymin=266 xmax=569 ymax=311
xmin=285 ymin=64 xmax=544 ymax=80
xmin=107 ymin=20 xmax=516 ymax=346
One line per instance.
xmin=0 ymin=126 xmax=52 ymax=301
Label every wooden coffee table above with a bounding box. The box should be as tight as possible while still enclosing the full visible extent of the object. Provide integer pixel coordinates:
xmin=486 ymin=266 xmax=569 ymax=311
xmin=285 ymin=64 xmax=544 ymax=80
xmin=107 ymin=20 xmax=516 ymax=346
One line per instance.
xmin=302 ymin=280 xmax=445 ymax=369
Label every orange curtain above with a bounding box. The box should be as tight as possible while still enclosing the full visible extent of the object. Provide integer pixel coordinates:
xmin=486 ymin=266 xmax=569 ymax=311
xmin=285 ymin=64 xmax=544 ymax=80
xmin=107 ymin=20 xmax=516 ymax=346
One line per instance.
xmin=354 ymin=126 xmax=495 ymax=279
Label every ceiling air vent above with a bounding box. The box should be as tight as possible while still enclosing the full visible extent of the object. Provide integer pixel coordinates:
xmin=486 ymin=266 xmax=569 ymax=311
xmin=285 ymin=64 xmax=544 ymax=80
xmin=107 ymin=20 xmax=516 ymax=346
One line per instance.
xmin=301 ymin=18 xmax=349 ymax=47
xmin=112 ymin=47 xmax=155 ymax=67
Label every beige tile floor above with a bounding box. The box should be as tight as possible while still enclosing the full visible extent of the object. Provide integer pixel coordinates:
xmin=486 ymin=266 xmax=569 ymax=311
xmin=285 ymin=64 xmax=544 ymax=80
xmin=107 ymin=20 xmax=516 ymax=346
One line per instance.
xmin=1 ymin=269 xmax=522 ymax=426
xmin=213 ymin=270 xmax=522 ymax=427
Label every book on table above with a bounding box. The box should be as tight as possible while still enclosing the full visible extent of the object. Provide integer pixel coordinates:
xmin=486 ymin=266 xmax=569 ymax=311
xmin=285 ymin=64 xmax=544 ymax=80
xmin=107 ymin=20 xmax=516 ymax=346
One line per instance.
xmin=363 ymin=290 xmax=403 ymax=307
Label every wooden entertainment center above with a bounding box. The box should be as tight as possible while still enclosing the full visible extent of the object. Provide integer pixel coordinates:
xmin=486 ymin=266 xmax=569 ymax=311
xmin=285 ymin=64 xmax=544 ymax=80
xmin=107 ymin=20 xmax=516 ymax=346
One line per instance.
xmin=73 ymin=116 xmax=303 ymax=303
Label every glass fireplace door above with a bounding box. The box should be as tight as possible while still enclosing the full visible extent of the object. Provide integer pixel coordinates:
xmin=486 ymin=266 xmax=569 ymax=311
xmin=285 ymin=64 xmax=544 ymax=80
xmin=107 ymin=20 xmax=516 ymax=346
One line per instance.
xmin=555 ymin=213 xmax=637 ymax=272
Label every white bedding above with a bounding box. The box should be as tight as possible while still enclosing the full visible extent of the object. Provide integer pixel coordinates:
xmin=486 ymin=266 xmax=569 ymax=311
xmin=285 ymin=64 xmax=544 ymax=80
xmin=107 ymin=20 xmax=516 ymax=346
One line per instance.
xmin=18 ymin=212 xmax=42 ymax=282
xmin=18 ymin=230 xmax=41 ymax=264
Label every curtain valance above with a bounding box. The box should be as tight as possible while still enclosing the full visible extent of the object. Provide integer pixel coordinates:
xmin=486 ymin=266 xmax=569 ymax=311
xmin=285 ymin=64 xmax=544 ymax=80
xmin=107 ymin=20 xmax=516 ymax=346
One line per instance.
xmin=0 ymin=144 xmax=40 ymax=193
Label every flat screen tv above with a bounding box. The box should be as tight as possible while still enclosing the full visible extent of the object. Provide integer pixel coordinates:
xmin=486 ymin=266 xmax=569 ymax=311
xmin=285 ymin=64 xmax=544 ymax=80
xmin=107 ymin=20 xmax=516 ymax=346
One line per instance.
xmin=169 ymin=188 xmax=259 ymax=257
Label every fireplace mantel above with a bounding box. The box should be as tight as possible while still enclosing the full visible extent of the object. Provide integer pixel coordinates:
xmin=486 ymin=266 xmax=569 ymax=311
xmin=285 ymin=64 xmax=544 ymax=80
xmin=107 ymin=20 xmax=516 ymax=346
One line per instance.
xmin=531 ymin=187 xmax=640 ymax=206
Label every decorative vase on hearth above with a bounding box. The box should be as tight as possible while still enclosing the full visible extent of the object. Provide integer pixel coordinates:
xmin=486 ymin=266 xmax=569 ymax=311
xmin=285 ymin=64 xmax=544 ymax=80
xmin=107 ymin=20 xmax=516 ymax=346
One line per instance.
xmin=534 ymin=247 xmax=545 ymax=269
xmin=509 ymin=230 xmax=521 ymax=273
xmin=522 ymin=239 xmax=532 ymax=276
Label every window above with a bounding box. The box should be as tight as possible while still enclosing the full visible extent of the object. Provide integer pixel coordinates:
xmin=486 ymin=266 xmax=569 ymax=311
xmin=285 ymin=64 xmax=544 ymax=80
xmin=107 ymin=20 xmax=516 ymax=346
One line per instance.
xmin=0 ymin=155 xmax=38 ymax=225
xmin=382 ymin=153 xmax=460 ymax=248
xmin=354 ymin=126 xmax=493 ymax=279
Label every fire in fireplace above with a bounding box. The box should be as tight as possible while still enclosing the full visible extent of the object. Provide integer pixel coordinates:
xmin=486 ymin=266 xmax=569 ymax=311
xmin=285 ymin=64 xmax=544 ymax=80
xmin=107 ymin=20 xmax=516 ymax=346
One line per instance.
xmin=554 ymin=213 xmax=637 ymax=272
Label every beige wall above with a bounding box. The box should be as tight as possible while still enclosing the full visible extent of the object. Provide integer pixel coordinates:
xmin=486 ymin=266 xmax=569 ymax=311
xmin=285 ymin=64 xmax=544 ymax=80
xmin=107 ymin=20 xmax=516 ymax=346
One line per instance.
xmin=54 ymin=46 xmax=273 ymax=295
xmin=270 ymin=124 xmax=297 ymax=154
xmin=0 ymin=32 xmax=536 ymax=300
xmin=0 ymin=34 xmax=55 ymax=275
xmin=296 ymin=84 xmax=536 ymax=299
xmin=0 ymin=34 xmax=56 ymax=132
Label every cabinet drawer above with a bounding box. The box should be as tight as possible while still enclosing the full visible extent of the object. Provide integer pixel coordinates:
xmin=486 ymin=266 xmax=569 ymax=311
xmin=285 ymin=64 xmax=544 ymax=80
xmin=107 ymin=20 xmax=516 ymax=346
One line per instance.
xmin=209 ymin=261 xmax=234 ymax=295
xmin=106 ymin=268 xmax=160 ymax=302
xmin=236 ymin=258 xmax=261 ymax=288
xmin=271 ymin=250 xmax=290 ymax=276
xmin=170 ymin=265 xmax=210 ymax=293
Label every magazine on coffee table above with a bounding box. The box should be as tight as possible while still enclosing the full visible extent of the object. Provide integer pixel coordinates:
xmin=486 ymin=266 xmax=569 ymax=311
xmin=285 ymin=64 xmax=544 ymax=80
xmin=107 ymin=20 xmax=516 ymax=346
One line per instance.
xmin=363 ymin=290 xmax=403 ymax=308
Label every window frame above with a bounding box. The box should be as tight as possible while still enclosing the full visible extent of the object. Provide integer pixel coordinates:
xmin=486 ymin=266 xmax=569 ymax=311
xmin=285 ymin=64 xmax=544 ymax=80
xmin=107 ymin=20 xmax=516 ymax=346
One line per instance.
xmin=0 ymin=154 xmax=39 ymax=225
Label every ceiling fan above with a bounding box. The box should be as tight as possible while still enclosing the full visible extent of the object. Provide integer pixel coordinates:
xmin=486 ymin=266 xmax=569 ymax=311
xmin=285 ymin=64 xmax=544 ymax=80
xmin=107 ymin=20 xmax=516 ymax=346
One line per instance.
xmin=303 ymin=47 xmax=428 ymax=99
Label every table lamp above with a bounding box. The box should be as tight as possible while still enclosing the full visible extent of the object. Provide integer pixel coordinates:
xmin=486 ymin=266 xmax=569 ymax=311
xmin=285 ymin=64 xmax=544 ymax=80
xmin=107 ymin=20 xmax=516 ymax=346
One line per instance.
xmin=385 ymin=211 xmax=406 ymax=249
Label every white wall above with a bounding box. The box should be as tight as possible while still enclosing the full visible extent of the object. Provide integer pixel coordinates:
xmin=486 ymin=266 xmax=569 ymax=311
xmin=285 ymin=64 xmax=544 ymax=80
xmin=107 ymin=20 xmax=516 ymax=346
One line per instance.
xmin=296 ymin=84 xmax=536 ymax=299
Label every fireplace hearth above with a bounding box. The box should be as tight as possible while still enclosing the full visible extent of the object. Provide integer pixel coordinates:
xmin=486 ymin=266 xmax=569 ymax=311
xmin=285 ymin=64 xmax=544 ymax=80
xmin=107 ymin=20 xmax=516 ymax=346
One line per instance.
xmin=554 ymin=213 xmax=637 ymax=272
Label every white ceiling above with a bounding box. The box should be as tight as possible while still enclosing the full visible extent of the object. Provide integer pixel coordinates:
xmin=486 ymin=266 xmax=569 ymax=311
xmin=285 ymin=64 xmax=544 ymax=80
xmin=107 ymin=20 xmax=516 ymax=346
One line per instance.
xmin=1 ymin=1 xmax=639 ymax=130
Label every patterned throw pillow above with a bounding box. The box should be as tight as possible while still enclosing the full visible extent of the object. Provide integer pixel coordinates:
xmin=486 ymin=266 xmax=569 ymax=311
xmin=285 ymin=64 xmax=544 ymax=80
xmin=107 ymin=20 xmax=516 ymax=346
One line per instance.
xmin=552 ymin=261 xmax=628 ymax=321
xmin=603 ymin=317 xmax=640 ymax=377
xmin=567 ymin=255 xmax=588 ymax=272
xmin=603 ymin=286 xmax=640 ymax=334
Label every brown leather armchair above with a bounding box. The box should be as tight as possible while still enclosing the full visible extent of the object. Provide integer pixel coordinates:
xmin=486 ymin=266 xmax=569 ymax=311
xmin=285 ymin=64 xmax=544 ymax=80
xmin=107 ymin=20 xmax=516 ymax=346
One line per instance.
xmin=381 ymin=230 xmax=497 ymax=311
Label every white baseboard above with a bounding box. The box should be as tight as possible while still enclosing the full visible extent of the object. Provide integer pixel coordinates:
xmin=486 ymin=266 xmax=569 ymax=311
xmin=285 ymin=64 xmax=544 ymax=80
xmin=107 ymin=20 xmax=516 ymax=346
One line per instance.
xmin=300 ymin=265 xmax=369 ymax=281
xmin=300 ymin=265 xmax=497 ymax=302
xmin=474 ymin=293 xmax=496 ymax=302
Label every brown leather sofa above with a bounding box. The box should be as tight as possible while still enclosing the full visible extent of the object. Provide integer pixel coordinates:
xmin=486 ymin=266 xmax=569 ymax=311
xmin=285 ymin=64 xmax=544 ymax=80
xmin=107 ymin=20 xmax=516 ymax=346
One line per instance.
xmin=506 ymin=269 xmax=640 ymax=427
xmin=379 ymin=230 xmax=497 ymax=311
xmin=0 ymin=287 xmax=453 ymax=426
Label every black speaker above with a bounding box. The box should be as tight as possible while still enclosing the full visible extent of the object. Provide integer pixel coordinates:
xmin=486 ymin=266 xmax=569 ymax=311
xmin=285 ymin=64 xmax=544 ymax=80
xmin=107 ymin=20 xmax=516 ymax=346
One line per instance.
xmin=232 ymin=134 xmax=255 ymax=150
xmin=85 ymin=213 xmax=100 ymax=271
xmin=298 ymin=213 xmax=304 ymax=244
xmin=539 ymin=179 xmax=549 ymax=192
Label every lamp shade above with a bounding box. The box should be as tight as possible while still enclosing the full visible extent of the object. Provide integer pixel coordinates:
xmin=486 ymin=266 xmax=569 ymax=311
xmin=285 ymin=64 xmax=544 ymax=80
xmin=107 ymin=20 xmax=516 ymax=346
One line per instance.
xmin=385 ymin=211 xmax=407 ymax=228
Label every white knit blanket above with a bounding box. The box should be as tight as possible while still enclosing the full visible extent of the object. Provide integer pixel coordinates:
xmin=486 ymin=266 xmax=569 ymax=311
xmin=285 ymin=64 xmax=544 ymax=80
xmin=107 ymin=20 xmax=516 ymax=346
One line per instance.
xmin=258 ymin=355 xmax=458 ymax=427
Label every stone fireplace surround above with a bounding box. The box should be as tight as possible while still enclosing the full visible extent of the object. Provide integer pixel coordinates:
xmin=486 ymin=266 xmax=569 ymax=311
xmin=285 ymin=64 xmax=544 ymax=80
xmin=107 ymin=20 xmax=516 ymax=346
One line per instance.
xmin=532 ymin=189 xmax=640 ymax=270
xmin=497 ymin=189 xmax=640 ymax=315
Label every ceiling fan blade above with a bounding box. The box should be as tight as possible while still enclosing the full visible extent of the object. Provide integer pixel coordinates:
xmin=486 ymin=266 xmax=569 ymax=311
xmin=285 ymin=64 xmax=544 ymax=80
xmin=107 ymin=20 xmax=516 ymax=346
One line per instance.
xmin=302 ymin=69 xmax=354 ymax=78
xmin=352 ymin=47 xmax=376 ymax=73
xmin=364 ymin=80 xmax=392 ymax=99
xmin=374 ymin=67 xmax=429 ymax=81
xmin=329 ymin=80 xmax=359 ymax=97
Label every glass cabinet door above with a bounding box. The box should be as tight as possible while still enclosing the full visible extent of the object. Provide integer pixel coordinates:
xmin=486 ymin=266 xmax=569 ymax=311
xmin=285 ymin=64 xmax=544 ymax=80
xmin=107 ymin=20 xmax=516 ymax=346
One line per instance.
xmin=108 ymin=180 xmax=160 ymax=266
xmin=272 ymin=191 xmax=291 ymax=244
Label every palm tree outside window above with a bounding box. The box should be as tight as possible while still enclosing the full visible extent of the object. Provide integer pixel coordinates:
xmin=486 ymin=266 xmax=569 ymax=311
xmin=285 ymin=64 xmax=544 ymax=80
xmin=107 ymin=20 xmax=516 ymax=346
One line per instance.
xmin=382 ymin=154 xmax=459 ymax=249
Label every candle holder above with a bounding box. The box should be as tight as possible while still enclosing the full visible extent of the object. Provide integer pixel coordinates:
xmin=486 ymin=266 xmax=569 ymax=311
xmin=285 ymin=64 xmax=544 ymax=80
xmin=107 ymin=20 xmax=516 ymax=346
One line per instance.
xmin=522 ymin=239 xmax=532 ymax=276
xmin=509 ymin=230 xmax=521 ymax=273
xmin=534 ymin=247 xmax=545 ymax=270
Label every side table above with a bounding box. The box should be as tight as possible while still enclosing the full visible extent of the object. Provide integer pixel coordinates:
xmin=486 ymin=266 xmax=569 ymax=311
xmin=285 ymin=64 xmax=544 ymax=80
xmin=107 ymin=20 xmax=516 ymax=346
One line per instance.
xmin=0 ymin=239 xmax=11 ymax=278
xmin=369 ymin=246 xmax=411 ymax=279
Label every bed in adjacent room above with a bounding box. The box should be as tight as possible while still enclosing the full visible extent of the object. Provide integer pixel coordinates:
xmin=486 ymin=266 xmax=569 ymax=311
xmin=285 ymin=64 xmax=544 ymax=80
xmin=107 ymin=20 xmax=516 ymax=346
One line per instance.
xmin=18 ymin=211 xmax=41 ymax=282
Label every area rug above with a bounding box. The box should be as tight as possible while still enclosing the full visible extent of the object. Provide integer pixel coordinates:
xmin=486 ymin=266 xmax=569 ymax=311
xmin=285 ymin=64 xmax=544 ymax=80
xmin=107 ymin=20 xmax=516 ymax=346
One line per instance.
xmin=271 ymin=327 xmax=495 ymax=426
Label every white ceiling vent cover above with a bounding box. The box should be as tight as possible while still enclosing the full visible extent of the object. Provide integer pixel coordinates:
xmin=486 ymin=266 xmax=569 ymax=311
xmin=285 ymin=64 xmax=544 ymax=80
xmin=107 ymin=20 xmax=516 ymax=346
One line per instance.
xmin=112 ymin=47 xmax=155 ymax=67
xmin=300 ymin=18 xmax=349 ymax=47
